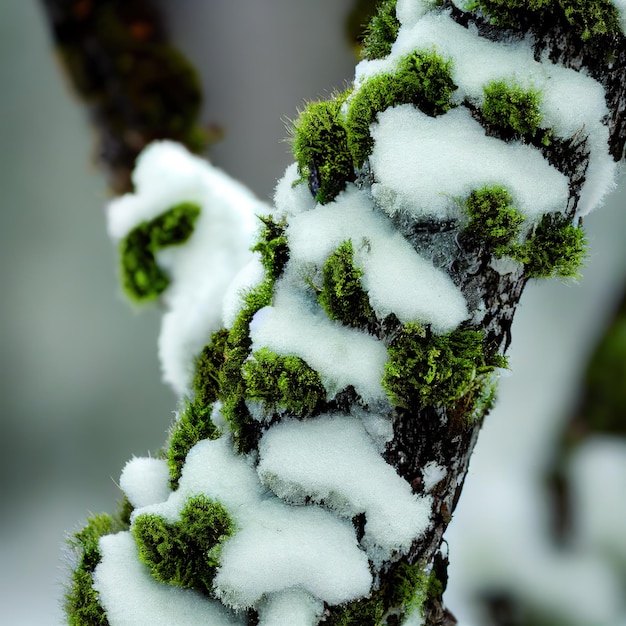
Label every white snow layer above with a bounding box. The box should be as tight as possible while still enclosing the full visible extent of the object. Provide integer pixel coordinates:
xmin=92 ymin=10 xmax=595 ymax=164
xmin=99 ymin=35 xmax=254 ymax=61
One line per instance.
xmin=257 ymin=589 xmax=324 ymax=626
xmin=370 ymin=105 xmax=569 ymax=220
xmin=107 ymin=141 xmax=266 ymax=396
xmin=273 ymin=162 xmax=317 ymax=219
xmin=249 ymin=282 xmax=389 ymax=402
xmin=125 ymin=437 xmax=372 ymax=610
xmin=287 ymin=185 xmax=468 ymax=332
xmin=355 ymin=10 xmax=616 ymax=216
xmin=258 ymin=414 xmax=431 ymax=561
xmin=119 ymin=457 xmax=171 ymax=509
xmin=94 ymin=532 xmax=244 ymax=626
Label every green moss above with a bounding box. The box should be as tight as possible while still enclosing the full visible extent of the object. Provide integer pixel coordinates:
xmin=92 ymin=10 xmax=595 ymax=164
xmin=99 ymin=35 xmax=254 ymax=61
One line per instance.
xmin=219 ymin=280 xmax=275 ymax=452
xmin=382 ymin=323 xmax=501 ymax=410
xmin=193 ymin=328 xmax=230 ymax=408
xmin=470 ymin=0 xmax=621 ymax=40
xmin=251 ymin=215 xmax=290 ymax=280
xmin=482 ymin=80 xmax=543 ymax=139
xmin=133 ymin=495 xmax=234 ymax=593
xmin=511 ymin=213 xmax=587 ymax=278
xmin=292 ymin=95 xmax=355 ymax=204
xmin=464 ymin=186 xmax=525 ymax=253
xmin=362 ymin=0 xmax=400 ymax=60
xmin=168 ymin=400 xmax=221 ymax=489
xmin=325 ymin=561 xmax=433 ymax=625
xmin=242 ymin=348 xmax=325 ymax=417
xmin=318 ymin=240 xmax=375 ymax=327
xmin=65 ymin=503 xmax=132 ymax=626
xmin=120 ymin=201 xmax=201 ymax=301
xmin=346 ymin=50 xmax=456 ymax=166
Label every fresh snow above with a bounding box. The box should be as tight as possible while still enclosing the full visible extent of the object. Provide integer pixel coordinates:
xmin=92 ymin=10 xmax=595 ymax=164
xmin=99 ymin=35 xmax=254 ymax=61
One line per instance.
xmin=107 ymin=141 xmax=265 ymax=396
xmin=123 ymin=437 xmax=372 ymax=610
xmin=257 ymin=589 xmax=324 ymax=626
xmin=287 ymin=185 xmax=468 ymax=332
xmin=249 ymin=282 xmax=390 ymax=402
xmin=258 ymin=414 xmax=432 ymax=561
xmin=370 ymin=105 xmax=569 ymax=221
xmin=93 ymin=532 xmax=244 ymax=626
xmin=119 ymin=457 xmax=171 ymax=509
xmin=355 ymin=9 xmax=616 ymax=216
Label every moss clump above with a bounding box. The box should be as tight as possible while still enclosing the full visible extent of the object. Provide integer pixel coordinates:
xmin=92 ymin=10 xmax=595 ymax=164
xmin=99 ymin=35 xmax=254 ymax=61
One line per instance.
xmin=120 ymin=201 xmax=200 ymax=301
xmin=346 ymin=51 xmax=456 ymax=166
xmin=318 ymin=240 xmax=374 ymax=327
xmin=219 ymin=280 xmax=275 ymax=452
xmin=464 ymin=186 xmax=525 ymax=253
xmin=251 ymin=215 xmax=290 ymax=280
xmin=382 ymin=323 xmax=502 ymax=410
xmin=325 ymin=560 xmax=434 ymax=625
xmin=362 ymin=0 xmax=400 ymax=60
xmin=242 ymin=348 xmax=325 ymax=417
xmin=65 ymin=502 xmax=132 ymax=625
xmin=292 ymin=96 xmax=355 ymax=204
xmin=133 ymin=495 xmax=234 ymax=593
xmin=168 ymin=400 xmax=222 ymax=489
xmin=482 ymin=80 xmax=543 ymax=139
xmin=511 ymin=213 xmax=587 ymax=278
xmin=470 ymin=0 xmax=621 ymax=40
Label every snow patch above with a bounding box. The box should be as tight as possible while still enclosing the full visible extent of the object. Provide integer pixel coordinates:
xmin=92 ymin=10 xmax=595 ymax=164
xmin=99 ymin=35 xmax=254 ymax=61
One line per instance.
xmin=370 ymin=105 xmax=569 ymax=220
xmin=94 ymin=532 xmax=243 ymax=626
xmin=258 ymin=414 xmax=432 ymax=562
xmin=119 ymin=457 xmax=171 ymax=509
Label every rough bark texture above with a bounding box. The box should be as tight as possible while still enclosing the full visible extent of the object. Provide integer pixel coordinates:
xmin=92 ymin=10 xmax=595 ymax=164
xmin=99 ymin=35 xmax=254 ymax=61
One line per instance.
xmin=372 ymin=4 xmax=626 ymax=624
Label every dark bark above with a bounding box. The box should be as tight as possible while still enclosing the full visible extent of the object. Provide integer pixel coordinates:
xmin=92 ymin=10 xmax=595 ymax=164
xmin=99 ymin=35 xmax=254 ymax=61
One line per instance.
xmin=38 ymin=0 xmax=210 ymax=194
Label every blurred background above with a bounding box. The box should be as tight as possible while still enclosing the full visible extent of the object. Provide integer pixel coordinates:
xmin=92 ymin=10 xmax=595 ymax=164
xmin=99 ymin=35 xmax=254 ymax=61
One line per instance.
xmin=1 ymin=1 xmax=625 ymax=624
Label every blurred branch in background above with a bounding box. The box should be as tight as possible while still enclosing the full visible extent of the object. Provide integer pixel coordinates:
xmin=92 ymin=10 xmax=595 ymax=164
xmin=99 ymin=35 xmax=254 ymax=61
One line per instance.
xmin=39 ymin=0 xmax=217 ymax=194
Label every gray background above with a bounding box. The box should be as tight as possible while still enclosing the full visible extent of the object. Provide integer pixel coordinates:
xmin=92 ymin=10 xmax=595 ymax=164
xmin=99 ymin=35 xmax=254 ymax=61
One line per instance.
xmin=1 ymin=1 xmax=625 ymax=624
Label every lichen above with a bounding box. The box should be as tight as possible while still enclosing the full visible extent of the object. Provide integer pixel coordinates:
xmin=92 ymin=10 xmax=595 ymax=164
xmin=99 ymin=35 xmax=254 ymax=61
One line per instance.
xmin=382 ymin=323 xmax=502 ymax=410
xmin=132 ymin=495 xmax=234 ymax=593
xmin=120 ymin=201 xmax=201 ymax=301
xmin=346 ymin=50 xmax=456 ymax=166
xmin=292 ymin=95 xmax=355 ymax=204
xmin=481 ymin=80 xmax=543 ymax=140
xmin=361 ymin=0 xmax=400 ymax=60
xmin=463 ymin=186 xmax=525 ymax=253
xmin=242 ymin=348 xmax=326 ymax=418
xmin=318 ymin=240 xmax=375 ymax=327
xmin=511 ymin=212 xmax=587 ymax=278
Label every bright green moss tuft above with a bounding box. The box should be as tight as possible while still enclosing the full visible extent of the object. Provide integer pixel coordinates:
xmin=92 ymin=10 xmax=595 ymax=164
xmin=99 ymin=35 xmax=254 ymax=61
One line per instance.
xmin=193 ymin=328 xmax=230 ymax=408
xmin=346 ymin=51 xmax=456 ymax=166
xmin=168 ymin=329 xmax=227 ymax=488
xmin=219 ymin=279 xmax=275 ymax=452
xmin=362 ymin=0 xmax=400 ymax=60
xmin=464 ymin=186 xmax=525 ymax=253
xmin=482 ymin=80 xmax=543 ymax=138
xmin=120 ymin=201 xmax=201 ymax=301
xmin=133 ymin=495 xmax=234 ymax=593
xmin=242 ymin=348 xmax=325 ymax=417
xmin=65 ymin=504 xmax=132 ymax=626
xmin=168 ymin=400 xmax=221 ymax=489
xmin=251 ymin=215 xmax=290 ymax=280
xmin=382 ymin=323 xmax=500 ymax=410
xmin=318 ymin=240 xmax=375 ymax=327
xmin=325 ymin=596 xmax=385 ymax=626
xmin=470 ymin=0 xmax=621 ymax=40
xmin=511 ymin=212 xmax=587 ymax=278
xmin=292 ymin=96 xmax=355 ymax=204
